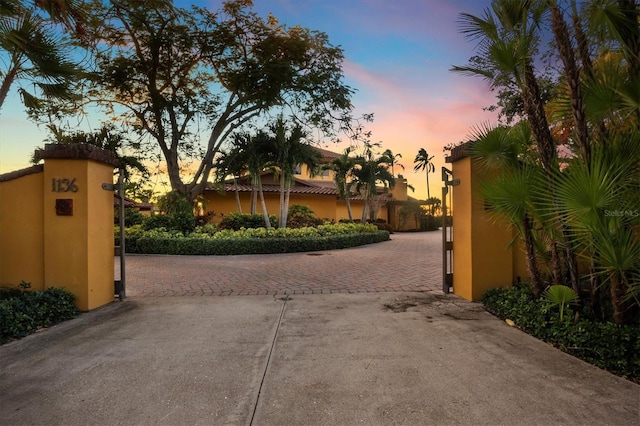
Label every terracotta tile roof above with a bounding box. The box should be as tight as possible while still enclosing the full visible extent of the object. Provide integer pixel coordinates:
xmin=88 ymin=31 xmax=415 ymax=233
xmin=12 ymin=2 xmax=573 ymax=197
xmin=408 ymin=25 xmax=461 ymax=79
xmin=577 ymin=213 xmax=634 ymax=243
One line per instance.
xmin=0 ymin=165 xmax=44 ymax=182
xmin=313 ymin=146 xmax=343 ymax=160
xmin=217 ymin=183 xmax=339 ymax=195
xmin=210 ymin=182 xmax=394 ymax=203
xmin=114 ymin=196 xmax=154 ymax=210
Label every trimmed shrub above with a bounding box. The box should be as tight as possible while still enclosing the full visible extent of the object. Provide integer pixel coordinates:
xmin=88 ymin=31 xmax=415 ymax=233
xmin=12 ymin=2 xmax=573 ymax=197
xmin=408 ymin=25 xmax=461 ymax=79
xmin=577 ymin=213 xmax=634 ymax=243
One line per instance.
xmin=219 ymin=213 xmax=278 ymax=230
xmin=142 ymin=214 xmax=173 ymax=231
xmin=0 ymin=285 xmax=78 ymax=343
xmin=133 ymin=231 xmax=388 ymax=255
xmin=287 ymin=204 xmax=324 ymax=228
xmin=482 ymin=285 xmax=640 ymax=380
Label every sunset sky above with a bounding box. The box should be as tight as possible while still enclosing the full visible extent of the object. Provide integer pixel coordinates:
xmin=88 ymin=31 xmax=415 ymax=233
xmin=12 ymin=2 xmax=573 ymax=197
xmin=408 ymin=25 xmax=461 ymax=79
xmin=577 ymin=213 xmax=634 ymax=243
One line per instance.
xmin=0 ymin=0 xmax=498 ymax=200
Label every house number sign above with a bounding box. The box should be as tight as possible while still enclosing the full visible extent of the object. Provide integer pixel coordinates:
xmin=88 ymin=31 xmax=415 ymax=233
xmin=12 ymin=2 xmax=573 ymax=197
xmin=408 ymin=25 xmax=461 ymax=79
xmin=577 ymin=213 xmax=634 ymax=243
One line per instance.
xmin=51 ymin=178 xmax=78 ymax=193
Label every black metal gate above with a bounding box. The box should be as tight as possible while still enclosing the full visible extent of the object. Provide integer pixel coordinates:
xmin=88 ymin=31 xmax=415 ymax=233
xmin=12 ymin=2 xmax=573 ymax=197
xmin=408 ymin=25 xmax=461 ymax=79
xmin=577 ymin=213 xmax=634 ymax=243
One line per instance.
xmin=441 ymin=167 xmax=458 ymax=294
xmin=104 ymin=168 xmax=126 ymax=300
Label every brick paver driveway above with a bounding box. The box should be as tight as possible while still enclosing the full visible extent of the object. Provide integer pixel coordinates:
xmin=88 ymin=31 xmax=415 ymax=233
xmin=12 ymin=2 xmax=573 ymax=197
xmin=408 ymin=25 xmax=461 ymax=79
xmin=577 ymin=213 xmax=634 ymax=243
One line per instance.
xmin=121 ymin=231 xmax=442 ymax=297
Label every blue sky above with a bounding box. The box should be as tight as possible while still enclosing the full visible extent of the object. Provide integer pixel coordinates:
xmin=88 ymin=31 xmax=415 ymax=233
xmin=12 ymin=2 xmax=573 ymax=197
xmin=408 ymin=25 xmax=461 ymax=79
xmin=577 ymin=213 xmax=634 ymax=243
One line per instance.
xmin=0 ymin=0 xmax=497 ymax=200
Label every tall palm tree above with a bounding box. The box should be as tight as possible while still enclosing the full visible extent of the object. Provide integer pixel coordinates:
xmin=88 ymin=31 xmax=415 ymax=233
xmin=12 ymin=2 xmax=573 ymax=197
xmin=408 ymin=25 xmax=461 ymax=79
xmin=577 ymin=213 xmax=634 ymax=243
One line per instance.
xmin=413 ymin=148 xmax=435 ymax=199
xmin=327 ymin=147 xmax=357 ymax=222
xmin=451 ymin=0 xmax=575 ymax=289
xmin=271 ymin=117 xmax=321 ymax=228
xmin=451 ymin=0 xmax=557 ymax=175
xmin=352 ymin=147 xmax=395 ymax=223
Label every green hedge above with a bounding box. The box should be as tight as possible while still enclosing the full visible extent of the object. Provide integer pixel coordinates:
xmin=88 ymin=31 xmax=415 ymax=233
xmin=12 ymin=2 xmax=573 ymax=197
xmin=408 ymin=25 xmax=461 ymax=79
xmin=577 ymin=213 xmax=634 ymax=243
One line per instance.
xmin=0 ymin=286 xmax=78 ymax=343
xmin=482 ymin=285 xmax=640 ymax=380
xmin=128 ymin=231 xmax=389 ymax=255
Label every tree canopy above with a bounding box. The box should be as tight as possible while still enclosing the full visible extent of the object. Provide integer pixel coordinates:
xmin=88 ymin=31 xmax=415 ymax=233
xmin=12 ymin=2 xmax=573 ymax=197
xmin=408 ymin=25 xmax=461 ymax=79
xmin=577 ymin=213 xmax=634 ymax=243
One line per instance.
xmin=40 ymin=0 xmax=355 ymax=200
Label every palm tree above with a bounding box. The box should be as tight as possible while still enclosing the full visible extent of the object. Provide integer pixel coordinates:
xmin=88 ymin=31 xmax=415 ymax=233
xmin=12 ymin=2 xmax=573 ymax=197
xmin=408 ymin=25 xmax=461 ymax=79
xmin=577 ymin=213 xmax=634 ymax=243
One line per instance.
xmin=413 ymin=148 xmax=435 ymax=199
xmin=451 ymin=0 xmax=575 ymax=289
xmin=327 ymin=147 xmax=357 ymax=222
xmin=549 ymin=133 xmax=640 ymax=324
xmin=451 ymin=0 xmax=557 ymax=175
xmin=0 ymin=1 xmax=83 ymax=111
xmin=271 ymin=117 xmax=321 ymax=228
xmin=229 ymin=131 xmax=274 ymax=228
xmin=214 ymin=148 xmax=246 ymax=214
xmin=425 ymin=197 xmax=441 ymax=216
xmin=352 ymin=147 xmax=395 ymax=223
xmin=382 ymin=148 xmax=404 ymax=177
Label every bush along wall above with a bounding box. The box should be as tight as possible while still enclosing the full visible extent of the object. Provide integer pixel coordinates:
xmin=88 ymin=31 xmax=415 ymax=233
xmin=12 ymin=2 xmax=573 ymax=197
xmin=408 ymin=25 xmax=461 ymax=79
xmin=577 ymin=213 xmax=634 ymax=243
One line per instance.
xmin=130 ymin=230 xmax=390 ymax=255
xmin=482 ymin=285 xmax=640 ymax=381
xmin=116 ymin=223 xmax=389 ymax=255
xmin=0 ymin=283 xmax=78 ymax=343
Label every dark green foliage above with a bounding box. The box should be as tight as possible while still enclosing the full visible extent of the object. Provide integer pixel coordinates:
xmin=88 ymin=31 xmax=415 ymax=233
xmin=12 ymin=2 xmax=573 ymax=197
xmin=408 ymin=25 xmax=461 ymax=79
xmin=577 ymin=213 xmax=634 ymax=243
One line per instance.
xmin=142 ymin=213 xmax=195 ymax=234
xmin=170 ymin=211 xmax=196 ymax=235
xmin=287 ymin=205 xmax=324 ymax=228
xmin=116 ymin=208 xmax=145 ymax=227
xmin=142 ymin=214 xmax=173 ymax=230
xmin=130 ymin=231 xmax=389 ymax=255
xmin=0 ymin=286 xmax=78 ymax=343
xmin=219 ymin=213 xmax=278 ymax=231
xmin=420 ymin=215 xmax=441 ymax=231
xmin=482 ymin=285 xmax=640 ymax=380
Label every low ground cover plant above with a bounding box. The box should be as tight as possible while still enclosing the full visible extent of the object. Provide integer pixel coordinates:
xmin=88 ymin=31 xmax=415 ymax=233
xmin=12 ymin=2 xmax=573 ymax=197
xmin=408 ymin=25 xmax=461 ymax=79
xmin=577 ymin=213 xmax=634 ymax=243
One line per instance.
xmin=115 ymin=222 xmax=389 ymax=255
xmin=0 ymin=282 xmax=78 ymax=343
xmin=482 ymin=284 xmax=640 ymax=382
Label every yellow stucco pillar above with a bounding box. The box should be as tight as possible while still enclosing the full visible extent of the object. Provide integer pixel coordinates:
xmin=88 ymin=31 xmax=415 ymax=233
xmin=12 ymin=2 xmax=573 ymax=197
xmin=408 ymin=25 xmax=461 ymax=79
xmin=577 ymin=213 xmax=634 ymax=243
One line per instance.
xmin=36 ymin=144 xmax=119 ymax=311
xmin=449 ymin=150 xmax=514 ymax=301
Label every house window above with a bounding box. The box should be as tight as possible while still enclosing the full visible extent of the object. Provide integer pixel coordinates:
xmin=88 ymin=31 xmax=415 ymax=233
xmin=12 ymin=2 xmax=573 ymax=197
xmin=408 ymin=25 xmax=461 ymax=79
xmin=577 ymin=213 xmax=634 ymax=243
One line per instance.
xmin=322 ymin=169 xmax=330 ymax=177
xmin=294 ymin=164 xmax=302 ymax=175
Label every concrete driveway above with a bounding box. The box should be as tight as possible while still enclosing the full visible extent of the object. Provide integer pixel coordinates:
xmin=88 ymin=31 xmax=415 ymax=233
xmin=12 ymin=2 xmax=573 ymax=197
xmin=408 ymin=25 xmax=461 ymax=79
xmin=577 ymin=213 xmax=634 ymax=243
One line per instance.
xmin=1 ymin=232 xmax=638 ymax=425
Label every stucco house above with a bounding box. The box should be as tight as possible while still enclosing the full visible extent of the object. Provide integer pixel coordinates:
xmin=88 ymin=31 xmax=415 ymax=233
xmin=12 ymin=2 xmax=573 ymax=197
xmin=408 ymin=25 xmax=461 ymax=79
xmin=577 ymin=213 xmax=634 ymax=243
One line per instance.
xmin=202 ymin=147 xmax=425 ymax=231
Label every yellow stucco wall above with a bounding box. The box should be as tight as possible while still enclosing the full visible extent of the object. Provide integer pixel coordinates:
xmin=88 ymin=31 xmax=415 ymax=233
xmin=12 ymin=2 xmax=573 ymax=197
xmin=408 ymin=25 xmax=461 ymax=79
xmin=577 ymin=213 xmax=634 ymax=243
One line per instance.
xmin=0 ymin=149 xmax=116 ymax=311
xmin=43 ymin=159 xmax=115 ymax=311
xmin=87 ymin=161 xmax=118 ymax=310
xmin=390 ymin=177 xmax=408 ymax=201
xmin=452 ymin=157 xmax=514 ymax=301
xmin=204 ymin=191 xmax=388 ymax=224
xmin=204 ymin=191 xmax=347 ymax=223
xmin=0 ymin=170 xmax=45 ymax=289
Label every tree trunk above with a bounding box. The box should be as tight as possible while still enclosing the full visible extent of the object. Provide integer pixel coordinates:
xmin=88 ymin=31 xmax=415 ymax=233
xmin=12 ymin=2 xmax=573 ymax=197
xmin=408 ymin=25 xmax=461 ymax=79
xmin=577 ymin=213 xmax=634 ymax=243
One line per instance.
xmin=361 ymin=195 xmax=368 ymax=223
xmin=257 ymin=177 xmax=271 ymax=229
xmin=0 ymin=65 xmax=18 ymax=111
xmin=233 ymin=177 xmax=242 ymax=213
xmin=279 ymin=175 xmax=286 ymax=228
xmin=522 ymin=61 xmax=556 ymax=174
xmin=610 ymin=272 xmax=634 ymax=325
xmin=426 ymin=171 xmax=431 ymax=199
xmin=523 ymin=215 xmax=543 ymax=298
xmin=550 ymin=2 xmax=591 ymax=167
xmin=283 ymin=186 xmax=292 ymax=229
xmin=345 ymin=195 xmax=353 ymax=222
xmin=549 ymin=238 xmax=565 ymax=286
xmin=250 ymin=187 xmax=257 ymax=215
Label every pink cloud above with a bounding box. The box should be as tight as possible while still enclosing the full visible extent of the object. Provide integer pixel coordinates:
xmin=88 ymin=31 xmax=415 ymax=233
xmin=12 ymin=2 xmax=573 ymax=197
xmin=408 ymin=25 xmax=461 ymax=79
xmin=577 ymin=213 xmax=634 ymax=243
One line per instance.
xmin=340 ymin=57 xmax=498 ymax=200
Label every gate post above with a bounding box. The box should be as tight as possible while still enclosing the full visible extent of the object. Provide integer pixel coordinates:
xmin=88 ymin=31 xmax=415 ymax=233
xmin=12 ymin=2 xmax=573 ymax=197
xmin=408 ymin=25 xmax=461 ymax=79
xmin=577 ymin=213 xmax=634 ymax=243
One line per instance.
xmin=36 ymin=144 xmax=119 ymax=311
xmin=447 ymin=143 xmax=514 ymax=301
